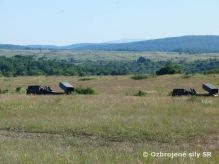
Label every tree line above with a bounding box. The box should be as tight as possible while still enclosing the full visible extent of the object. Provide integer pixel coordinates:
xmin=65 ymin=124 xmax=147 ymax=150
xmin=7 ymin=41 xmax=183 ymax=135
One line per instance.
xmin=0 ymin=56 xmax=218 ymax=77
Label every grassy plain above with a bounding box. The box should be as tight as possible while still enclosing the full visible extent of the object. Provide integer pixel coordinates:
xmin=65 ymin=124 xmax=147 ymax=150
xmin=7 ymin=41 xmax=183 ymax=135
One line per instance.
xmin=1 ymin=49 xmax=219 ymax=62
xmin=0 ymin=74 xmax=218 ymax=163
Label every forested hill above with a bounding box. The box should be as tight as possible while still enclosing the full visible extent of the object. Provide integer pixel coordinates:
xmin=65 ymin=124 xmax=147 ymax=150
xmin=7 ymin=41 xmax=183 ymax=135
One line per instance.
xmin=1 ymin=35 xmax=219 ymax=53
xmin=0 ymin=44 xmax=26 ymax=50
xmin=69 ymin=35 xmax=219 ymax=53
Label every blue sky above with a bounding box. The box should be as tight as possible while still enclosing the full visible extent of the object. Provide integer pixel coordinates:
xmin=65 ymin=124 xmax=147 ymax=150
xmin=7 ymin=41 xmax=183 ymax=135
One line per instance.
xmin=0 ymin=0 xmax=219 ymax=45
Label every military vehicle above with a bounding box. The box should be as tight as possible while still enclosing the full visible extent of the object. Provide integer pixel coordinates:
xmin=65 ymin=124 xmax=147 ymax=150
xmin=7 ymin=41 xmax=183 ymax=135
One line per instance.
xmin=26 ymin=82 xmax=74 ymax=95
xmin=171 ymin=88 xmax=197 ymax=96
xmin=203 ymin=83 xmax=218 ymax=96
xmin=171 ymin=83 xmax=218 ymax=97
xmin=59 ymin=82 xmax=74 ymax=94
xmin=26 ymin=86 xmax=53 ymax=95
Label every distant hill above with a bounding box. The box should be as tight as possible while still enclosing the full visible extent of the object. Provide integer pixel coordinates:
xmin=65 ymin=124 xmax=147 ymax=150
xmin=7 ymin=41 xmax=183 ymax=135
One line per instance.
xmin=67 ymin=35 xmax=219 ymax=53
xmin=62 ymin=43 xmax=96 ymax=49
xmin=26 ymin=45 xmax=59 ymax=49
xmin=0 ymin=44 xmax=27 ymax=50
xmin=1 ymin=35 xmax=219 ymax=53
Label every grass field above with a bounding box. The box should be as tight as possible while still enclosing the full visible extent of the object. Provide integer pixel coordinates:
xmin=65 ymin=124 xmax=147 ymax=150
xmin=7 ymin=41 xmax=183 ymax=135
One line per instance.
xmin=1 ymin=49 xmax=219 ymax=62
xmin=0 ymin=74 xmax=218 ymax=163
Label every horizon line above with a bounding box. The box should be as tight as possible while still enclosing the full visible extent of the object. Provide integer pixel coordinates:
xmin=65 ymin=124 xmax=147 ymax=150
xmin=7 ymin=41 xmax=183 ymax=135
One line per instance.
xmin=1 ymin=34 xmax=219 ymax=46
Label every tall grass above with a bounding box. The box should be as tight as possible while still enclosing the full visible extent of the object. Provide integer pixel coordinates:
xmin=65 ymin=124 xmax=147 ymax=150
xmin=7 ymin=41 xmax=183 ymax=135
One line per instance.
xmin=0 ymin=75 xmax=218 ymax=163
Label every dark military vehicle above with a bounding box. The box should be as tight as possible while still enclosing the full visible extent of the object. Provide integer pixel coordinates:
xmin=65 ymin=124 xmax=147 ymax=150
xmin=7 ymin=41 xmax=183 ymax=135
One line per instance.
xmin=171 ymin=88 xmax=197 ymax=96
xmin=59 ymin=82 xmax=74 ymax=94
xmin=203 ymin=83 xmax=218 ymax=96
xmin=26 ymin=86 xmax=53 ymax=95
xmin=171 ymin=83 xmax=218 ymax=97
xmin=26 ymin=82 xmax=75 ymax=95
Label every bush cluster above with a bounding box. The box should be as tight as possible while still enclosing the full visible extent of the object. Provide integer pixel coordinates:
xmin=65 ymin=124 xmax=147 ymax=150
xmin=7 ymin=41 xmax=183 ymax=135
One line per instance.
xmin=75 ymin=87 xmax=96 ymax=95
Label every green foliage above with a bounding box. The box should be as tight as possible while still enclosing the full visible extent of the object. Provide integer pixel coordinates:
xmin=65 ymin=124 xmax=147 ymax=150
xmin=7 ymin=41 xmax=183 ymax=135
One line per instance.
xmin=137 ymin=57 xmax=151 ymax=63
xmin=203 ymin=69 xmax=219 ymax=75
xmin=0 ymin=56 xmax=218 ymax=76
xmin=0 ymin=56 xmax=160 ymax=76
xmin=134 ymin=90 xmax=147 ymax=97
xmin=75 ymin=86 xmax=96 ymax=95
xmin=0 ymin=56 xmax=82 ymax=76
xmin=156 ymin=62 xmax=182 ymax=75
xmin=183 ymin=59 xmax=219 ymax=74
xmin=131 ymin=74 xmax=148 ymax=80
xmin=16 ymin=87 xmax=22 ymax=93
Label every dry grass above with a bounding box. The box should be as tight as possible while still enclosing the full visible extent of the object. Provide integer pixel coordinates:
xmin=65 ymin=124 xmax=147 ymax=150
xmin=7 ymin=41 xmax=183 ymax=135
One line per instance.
xmin=0 ymin=74 xmax=218 ymax=163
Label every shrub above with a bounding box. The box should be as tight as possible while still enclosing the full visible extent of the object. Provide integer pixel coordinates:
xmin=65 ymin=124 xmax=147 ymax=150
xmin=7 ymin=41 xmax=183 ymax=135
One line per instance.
xmin=156 ymin=64 xmax=182 ymax=75
xmin=134 ymin=90 xmax=147 ymax=97
xmin=131 ymin=74 xmax=148 ymax=80
xmin=75 ymin=86 xmax=96 ymax=95
xmin=16 ymin=87 xmax=22 ymax=92
xmin=79 ymin=77 xmax=96 ymax=81
xmin=137 ymin=57 xmax=147 ymax=63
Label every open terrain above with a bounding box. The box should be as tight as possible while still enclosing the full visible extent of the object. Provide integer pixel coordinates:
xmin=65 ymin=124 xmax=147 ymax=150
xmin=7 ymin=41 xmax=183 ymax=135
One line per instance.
xmin=0 ymin=74 xmax=218 ymax=163
xmin=1 ymin=49 xmax=219 ymax=62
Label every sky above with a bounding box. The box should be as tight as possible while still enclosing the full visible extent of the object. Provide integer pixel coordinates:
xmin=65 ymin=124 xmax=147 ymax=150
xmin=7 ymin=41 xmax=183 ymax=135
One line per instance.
xmin=0 ymin=0 xmax=219 ymax=45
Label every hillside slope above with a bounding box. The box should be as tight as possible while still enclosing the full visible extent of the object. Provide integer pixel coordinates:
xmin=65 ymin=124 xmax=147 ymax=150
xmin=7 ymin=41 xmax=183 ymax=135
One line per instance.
xmin=69 ymin=35 xmax=219 ymax=52
xmin=1 ymin=35 xmax=219 ymax=53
